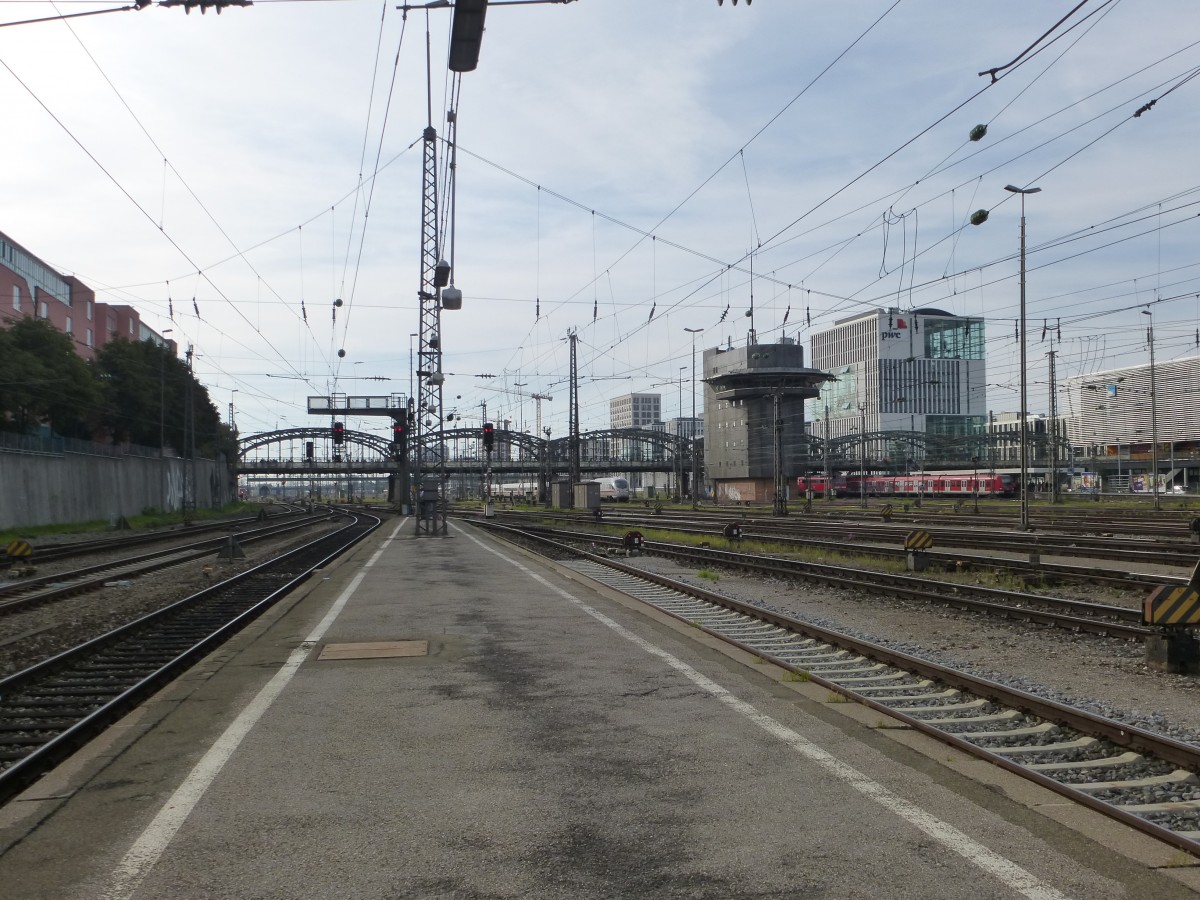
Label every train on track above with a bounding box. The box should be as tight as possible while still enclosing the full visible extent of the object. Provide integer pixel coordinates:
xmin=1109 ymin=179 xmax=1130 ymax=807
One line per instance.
xmin=492 ymin=476 xmax=632 ymax=502
xmin=797 ymin=472 xmax=1019 ymax=499
xmin=596 ymin=476 xmax=631 ymax=501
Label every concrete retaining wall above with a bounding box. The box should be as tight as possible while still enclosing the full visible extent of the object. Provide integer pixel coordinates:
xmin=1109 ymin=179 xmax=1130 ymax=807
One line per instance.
xmin=0 ymin=451 xmax=233 ymax=530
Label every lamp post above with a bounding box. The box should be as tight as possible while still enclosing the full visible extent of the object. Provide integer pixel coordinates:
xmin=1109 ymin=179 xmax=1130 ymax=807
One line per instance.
xmin=1005 ymin=183 xmax=1041 ymax=530
xmin=1141 ymin=308 xmax=1160 ymax=511
xmin=858 ymin=402 xmax=867 ymax=508
xmin=676 ymin=366 xmax=686 ymax=503
xmin=409 ymin=333 xmax=418 ymax=405
xmin=514 ymin=383 xmax=527 ymax=436
xmin=684 ymin=327 xmax=703 ymax=507
xmin=824 ymin=401 xmax=833 ymax=502
xmin=159 ymin=328 xmax=173 ymax=510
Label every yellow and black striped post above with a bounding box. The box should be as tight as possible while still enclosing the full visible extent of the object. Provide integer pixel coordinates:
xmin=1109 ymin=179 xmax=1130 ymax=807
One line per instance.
xmin=4 ymin=540 xmax=32 ymax=560
xmin=904 ymin=530 xmax=932 ymax=572
xmin=1144 ymin=581 xmax=1200 ymax=673
xmin=904 ymin=530 xmax=933 ymax=552
xmin=1144 ymin=584 xmax=1200 ymax=627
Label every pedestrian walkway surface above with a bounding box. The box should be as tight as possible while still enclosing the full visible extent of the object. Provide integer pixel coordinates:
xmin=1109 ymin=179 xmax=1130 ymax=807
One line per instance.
xmin=0 ymin=518 xmax=1196 ymax=899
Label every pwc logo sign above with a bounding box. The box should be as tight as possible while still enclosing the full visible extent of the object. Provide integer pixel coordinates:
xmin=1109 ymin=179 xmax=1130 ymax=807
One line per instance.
xmin=881 ymin=317 xmax=909 ymax=340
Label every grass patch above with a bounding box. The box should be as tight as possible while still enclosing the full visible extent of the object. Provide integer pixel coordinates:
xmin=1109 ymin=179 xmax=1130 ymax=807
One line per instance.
xmin=782 ymin=670 xmax=810 ymax=683
xmin=697 ymin=568 xmax=720 ymax=581
xmin=826 ymin=691 xmax=848 ymax=703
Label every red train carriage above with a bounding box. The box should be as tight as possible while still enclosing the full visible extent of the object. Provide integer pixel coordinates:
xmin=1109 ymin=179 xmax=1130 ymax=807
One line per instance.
xmin=841 ymin=472 xmax=1017 ymax=498
xmin=795 ymin=475 xmax=848 ymax=498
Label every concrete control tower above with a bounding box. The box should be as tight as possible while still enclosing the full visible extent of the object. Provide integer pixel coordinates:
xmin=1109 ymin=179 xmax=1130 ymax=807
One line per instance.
xmin=703 ymin=338 xmax=831 ymax=507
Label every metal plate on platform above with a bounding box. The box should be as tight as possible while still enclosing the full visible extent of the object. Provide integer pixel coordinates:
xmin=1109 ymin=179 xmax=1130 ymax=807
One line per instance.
xmin=317 ymin=640 xmax=429 ymax=660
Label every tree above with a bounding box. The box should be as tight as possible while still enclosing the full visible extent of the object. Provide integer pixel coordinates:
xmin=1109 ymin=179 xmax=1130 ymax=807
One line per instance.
xmin=0 ymin=317 xmax=99 ymax=437
xmin=92 ymin=339 xmax=233 ymax=458
xmin=93 ymin=339 xmax=189 ymax=448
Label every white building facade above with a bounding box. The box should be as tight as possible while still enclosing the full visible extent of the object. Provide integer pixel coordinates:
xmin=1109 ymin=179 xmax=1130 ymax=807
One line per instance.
xmin=807 ymin=307 xmax=987 ymax=463
xmin=609 ymin=393 xmax=661 ymax=430
xmin=1065 ymin=356 xmax=1200 ymax=489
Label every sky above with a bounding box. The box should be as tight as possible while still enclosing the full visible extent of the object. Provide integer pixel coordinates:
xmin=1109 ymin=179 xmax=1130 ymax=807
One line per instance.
xmin=3 ymin=0 xmax=1200 ymax=444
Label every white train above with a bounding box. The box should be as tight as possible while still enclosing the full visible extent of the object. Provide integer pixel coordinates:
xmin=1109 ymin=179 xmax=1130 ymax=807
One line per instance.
xmin=596 ymin=476 xmax=631 ymax=501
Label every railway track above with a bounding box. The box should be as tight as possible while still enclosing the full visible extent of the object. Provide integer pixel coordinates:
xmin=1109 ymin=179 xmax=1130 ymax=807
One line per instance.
xmin=507 ymin=523 xmax=1152 ymax=639
xmin=0 ymin=510 xmax=380 ymax=806
xmin=474 ymin=521 xmax=1200 ymax=858
xmin=0 ymin=514 xmax=338 ymax=615
xmin=494 ymin=499 xmax=1200 ymax=538
xmin=502 ymin=517 xmax=1181 ymax=588
xmin=7 ymin=505 xmax=313 ymax=566
xmin=489 ymin=507 xmax=1200 ymax=568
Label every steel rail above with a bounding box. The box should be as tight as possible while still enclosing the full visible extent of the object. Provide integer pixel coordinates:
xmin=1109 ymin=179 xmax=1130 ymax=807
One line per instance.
xmin=0 ymin=515 xmax=338 ymax=613
xmin=496 ymin=522 xmax=1151 ymax=640
xmin=16 ymin=505 xmax=315 ymax=564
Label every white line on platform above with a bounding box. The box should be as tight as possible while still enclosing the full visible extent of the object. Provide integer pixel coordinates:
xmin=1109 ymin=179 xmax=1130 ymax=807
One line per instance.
xmin=101 ymin=519 xmax=408 ymax=900
xmin=459 ymin=525 xmax=1071 ymax=900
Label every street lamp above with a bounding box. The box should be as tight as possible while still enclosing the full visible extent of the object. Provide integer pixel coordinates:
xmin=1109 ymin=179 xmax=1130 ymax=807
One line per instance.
xmin=1141 ymin=308 xmax=1160 ymax=511
xmin=677 ymin=366 xmax=687 ymax=503
xmin=159 ymin=328 xmax=173 ymax=510
xmin=1005 ymin=183 xmax=1041 ymax=530
xmin=513 ymin=383 xmax=527 ymax=435
xmin=823 ymin=401 xmax=833 ymax=502
xmin=409 ymin=333 xmax=418 ymax=405
xmin=685 ymin=327 xmax=704 ymax=506
xmin=858 ymin=402 xmax=867 ymax=508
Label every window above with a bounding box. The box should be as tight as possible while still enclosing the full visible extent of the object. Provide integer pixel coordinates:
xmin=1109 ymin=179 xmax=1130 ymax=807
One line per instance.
xmin=38 ymin=301 xmax=48 ymax=318
xmin=12 ymin=285 xmax=19 ymax=311
xmin=86 ymin=328 xmax=93 ymax=348
xmin=87 ymin=301 xmax=93 ymax=321
xmin=128 ymin=320 xmax=135 ymax=335
xmin=65 ymin=316 xmax=72 ymax=336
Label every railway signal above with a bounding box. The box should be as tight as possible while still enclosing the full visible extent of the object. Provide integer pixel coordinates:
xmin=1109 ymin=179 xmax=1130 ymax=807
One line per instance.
xmin=332 ymin=422 xmax=345 ymax=445
xmin=392 ymin=422 xmax=407 ymax=459
xmin=305 ymin=441 xmax=314 ymax=461
xmin=482 ymin=422 xmax=494 ymax=452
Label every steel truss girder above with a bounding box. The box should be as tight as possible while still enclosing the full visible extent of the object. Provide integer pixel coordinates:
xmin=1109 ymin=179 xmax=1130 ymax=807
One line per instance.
xmin=416 ymin=125 xmax=447 ymax=535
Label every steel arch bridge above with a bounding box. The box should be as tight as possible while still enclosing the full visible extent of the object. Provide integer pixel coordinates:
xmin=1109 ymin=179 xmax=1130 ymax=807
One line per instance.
xmin=238 ymin=428 xmax=397 ymax=476
xmin=235 ymin=425 xmax=1062 ymax=491
xmin=812 ymin=430 xmax=1069 ymax=472
xmin=412 ymin=427 xmax=694 ymax=476
xmin=236 ymin=426 xmax=696 ymax=479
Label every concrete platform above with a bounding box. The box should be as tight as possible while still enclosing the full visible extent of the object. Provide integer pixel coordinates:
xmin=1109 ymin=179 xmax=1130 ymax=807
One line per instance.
xmin=0 ymin=518 xmax=1197 ymax=899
